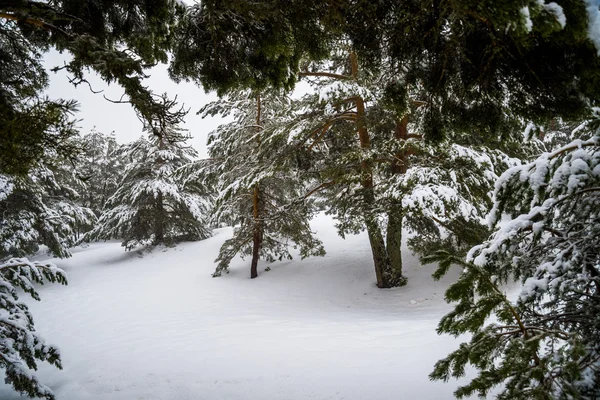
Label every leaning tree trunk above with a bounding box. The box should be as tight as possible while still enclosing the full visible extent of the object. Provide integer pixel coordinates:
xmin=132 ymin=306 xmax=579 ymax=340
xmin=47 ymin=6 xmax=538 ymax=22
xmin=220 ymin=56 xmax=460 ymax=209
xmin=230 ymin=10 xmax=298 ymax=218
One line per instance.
xmin=250 ymin=94 xmax=263 ymax=279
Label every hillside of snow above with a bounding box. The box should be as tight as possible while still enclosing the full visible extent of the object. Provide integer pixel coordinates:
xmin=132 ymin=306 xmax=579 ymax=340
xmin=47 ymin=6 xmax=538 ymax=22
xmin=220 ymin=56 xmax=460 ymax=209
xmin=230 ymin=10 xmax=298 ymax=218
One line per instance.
xmin=0 ymin=214 xmax=475 ymax=400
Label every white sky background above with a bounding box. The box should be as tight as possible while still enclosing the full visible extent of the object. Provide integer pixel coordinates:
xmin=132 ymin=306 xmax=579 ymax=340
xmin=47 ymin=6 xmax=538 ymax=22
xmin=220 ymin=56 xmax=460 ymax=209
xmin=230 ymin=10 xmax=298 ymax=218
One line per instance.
xmin=43 ymin=50 xmax=223 ymax=158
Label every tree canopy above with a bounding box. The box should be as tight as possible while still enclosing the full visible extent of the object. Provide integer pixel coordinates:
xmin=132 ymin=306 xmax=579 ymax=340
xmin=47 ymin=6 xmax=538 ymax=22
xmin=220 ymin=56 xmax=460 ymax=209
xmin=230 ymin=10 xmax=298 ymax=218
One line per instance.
xmin=171 ymin=0 xmax=600 ymax=140
xmin=0 ymin=0 xmax=185 ymax=175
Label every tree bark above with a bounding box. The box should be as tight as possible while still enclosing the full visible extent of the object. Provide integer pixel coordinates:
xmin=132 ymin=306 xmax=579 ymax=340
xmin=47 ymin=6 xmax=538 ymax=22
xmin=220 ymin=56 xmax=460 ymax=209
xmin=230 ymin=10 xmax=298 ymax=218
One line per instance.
xmin=386 ymin=205 xmax=405 ymax=286
xmin=385 ymin=116 xmax=410 ymax=286
xmin=250 ymin=94 xmax=262 ymax=279
xmin=250 ymin=184 xmax=261 ymax=279
xmin=154 ymin=136 xmax=166 ymax=245
xmin=352 ymin=54 xmax=394 ymax=288
xmin=154 ymin=191 xmax=165 ymax=244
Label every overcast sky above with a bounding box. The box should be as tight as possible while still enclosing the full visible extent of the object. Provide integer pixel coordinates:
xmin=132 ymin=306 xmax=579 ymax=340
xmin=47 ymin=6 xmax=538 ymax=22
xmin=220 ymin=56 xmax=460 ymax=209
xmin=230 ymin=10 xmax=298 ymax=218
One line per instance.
xmin=43 ymin=50 xmax=225 ymax=158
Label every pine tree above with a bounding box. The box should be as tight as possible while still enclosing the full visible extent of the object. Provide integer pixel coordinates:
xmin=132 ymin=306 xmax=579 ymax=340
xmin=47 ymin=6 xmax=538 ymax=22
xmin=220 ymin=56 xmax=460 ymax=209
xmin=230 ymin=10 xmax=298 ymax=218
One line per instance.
xmin=0 ymin=157 xmax=96 ymax=261
xmin=169 ymin=0 xmax=600 ymax=140
xmin=169 ymin=0 xmax=330 ymax=94
xmin=0 ymin=14 xmax=81 ymax=176
xmin=284 ymin=48 xmax=410 ymax=288
xmin=0 ymin=258 xmax=67 ymax=400
xmin=88 ymin=98 xmax=211 ymax=249
xmin=201 ymin=89 xmax=325 ymax=279
xmin=1 ymin=3 xmax=184 ymax=398
xmin=76 ymin=129 xmax=123 ymax=216
xmin=0 ymin=158 xmax=82 ymax=399
xmin=379 ymin=94 xmax=539 ymax=259
xmin=1 ymin=0 xmax=186 ymax=175
xmin=285 ymin=47 xmax=519 ymax=288
xmin=427 ymin=124 xmax=600 ymax=399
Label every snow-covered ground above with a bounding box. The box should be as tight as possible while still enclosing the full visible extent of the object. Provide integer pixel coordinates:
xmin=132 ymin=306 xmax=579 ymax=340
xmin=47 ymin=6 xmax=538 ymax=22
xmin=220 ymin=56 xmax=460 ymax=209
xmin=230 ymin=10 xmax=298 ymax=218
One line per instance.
xmin=1 ymin=214 xmax=473 ymax=400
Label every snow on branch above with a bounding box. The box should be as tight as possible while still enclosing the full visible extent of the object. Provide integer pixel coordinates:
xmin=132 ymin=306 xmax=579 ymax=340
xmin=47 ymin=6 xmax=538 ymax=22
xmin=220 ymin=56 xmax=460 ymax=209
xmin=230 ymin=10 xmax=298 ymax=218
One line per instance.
xmin=0 ymin=258 xmax=67 ymax=399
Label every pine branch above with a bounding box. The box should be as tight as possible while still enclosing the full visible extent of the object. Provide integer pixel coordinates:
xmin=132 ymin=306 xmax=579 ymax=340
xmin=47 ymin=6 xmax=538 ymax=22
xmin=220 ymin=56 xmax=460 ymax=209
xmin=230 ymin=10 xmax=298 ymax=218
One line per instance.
xmin=298 ymin=71 xmax=352 ymax=80
xmin=0 ymin=8 xmax=73 ymax=38
xmin=303 ymin=181 xmax=337 ymax=198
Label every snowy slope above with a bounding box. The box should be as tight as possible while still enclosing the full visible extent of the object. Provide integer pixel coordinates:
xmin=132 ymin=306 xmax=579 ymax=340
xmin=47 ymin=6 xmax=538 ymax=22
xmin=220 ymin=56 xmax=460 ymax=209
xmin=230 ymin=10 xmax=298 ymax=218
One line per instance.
xmin=0 ymin=214 xmax=473 ymax=400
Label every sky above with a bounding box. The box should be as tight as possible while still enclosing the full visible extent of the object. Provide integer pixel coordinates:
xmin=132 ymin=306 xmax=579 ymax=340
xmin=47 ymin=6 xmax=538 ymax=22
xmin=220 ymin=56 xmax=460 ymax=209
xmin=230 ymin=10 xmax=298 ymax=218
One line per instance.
xmin=43 ymin=50 xmax=225 ymax=158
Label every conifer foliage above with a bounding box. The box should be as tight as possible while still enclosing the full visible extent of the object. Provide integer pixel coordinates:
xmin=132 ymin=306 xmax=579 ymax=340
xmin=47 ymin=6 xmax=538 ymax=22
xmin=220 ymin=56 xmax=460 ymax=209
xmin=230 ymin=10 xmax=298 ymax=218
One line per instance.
xmin=76 ymin=130 xmax=123 ymax=216
xmin=1 ymin=0 xmax=185 ymax=175
xmin=202 ymin=90 xmax=324 ymax=278
xmin=0 ymin=258 xmax=67 ymax=400
xmin=286 ymin=47 xmax=515 ymax=288
xmin=0 ymin=145 xmax=91 ymax=399
xmin=428 ymin=129 xmax=600 ymax=399
xmin=0 ymin=161 xmax=96 ymax=261
xmin=89 ymin=102 xmax=211 ymax=249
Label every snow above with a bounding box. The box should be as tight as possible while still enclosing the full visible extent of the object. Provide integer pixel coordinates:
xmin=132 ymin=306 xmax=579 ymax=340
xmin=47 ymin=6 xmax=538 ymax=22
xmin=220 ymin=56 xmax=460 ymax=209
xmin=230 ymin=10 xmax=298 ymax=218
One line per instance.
xmin=585 ymin=0 xmax=600 ymax=54
xmin=522 ymin=1 xmax=567 ymax=32
xmin=542 ymin=1 xmax=567 ymax=28
xmin=0 ymin=175 xmax=14 ymax=202
xmin=0 ymin=214 xmax=480 ymax=400
xmin=523 ymin=121 xmax=536 ymax=140
xmin=521 ymin=6 xmax=533 ymax=32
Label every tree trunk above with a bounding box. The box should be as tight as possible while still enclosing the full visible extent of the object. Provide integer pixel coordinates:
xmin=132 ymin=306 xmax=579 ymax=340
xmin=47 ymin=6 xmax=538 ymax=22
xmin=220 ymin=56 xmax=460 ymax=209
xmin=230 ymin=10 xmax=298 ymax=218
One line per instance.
xmin=154 ymin=191 xmax=165 ymax=244
xmin=352 ymin=54 xmax=394 ymax=288
xmin=154 ymin=136 xmax=166 ymax=245
xmin=386 ymin=205 xmax=406 ymax=287
xmin=250 ymin=94 xmax=262 ymax=279
xmin=384 ymin=116 xmax=410 ymax=287
xmin=364 ymin=190 xmax=391 ymax=288
xmin=250 ymin=184 xmax=261 ymax=279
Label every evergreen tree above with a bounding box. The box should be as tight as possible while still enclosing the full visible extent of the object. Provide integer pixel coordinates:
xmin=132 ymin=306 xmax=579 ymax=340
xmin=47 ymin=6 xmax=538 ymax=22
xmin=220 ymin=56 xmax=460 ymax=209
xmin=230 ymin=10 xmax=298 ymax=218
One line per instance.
xmin=169 ymin=0 xmax=600 ymax=140
xmin=1 ymin=0 xmax=186 ymax=175
xmin=382 ymin=134 xmax=520 ymax=258
xmin=0 ymin=258 xmax=67 ymax=400
xmin=427 ymin=125 xmax=600 ymax=399
xmin=76 ymin=129 xmax=123 ymax=216
xmin=89 ymin=98 xmax=211 ymax=249
xmin=1 ymin=3 xmax=184 ymax=398
xmin=169 ymin=0 xmax=330 ymax=94
xmin=0 ymin=156 xmax=96 ymax=261
xmin=0 ymin=12 xmax=81 ymax=176
xmin=201 ymin=90 xmax=325 ymax=279
xmin=0 ymin=154 xmax=84 ymax=399
xmin=287 ymin=49 xmax=409 ymax=288
xmin=285 ymin=48 xmax=519 ymax=288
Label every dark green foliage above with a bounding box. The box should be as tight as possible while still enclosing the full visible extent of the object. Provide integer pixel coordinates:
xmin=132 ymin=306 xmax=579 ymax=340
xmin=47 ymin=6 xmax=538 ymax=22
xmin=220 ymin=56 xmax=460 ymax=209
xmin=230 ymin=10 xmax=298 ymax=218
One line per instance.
xmin=0 ymin=97 xmax=79 ymax=176
xmin=0 ymin=26 xmax=79 ymax=175
xmin=170 ymin=0 xmax=330 ymax=94
xmin=348 ymin=0 xmax=600 ymax=139
xmin=1 ymin=0 xmax=184 ymax=176
xmin=170 ymin=0 xmax=600 ymax=141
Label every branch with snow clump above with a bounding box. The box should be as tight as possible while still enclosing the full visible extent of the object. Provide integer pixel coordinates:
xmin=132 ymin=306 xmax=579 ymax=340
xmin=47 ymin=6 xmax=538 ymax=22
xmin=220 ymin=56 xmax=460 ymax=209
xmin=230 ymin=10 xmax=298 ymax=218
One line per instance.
xmin=0 ymin=258 xmax=67 ymax=400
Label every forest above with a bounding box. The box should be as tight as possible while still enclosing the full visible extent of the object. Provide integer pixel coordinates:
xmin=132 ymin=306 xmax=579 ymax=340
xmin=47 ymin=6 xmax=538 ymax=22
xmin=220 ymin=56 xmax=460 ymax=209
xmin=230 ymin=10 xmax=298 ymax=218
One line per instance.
xmin=1 ymin=1 xmax=599 ymax=399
